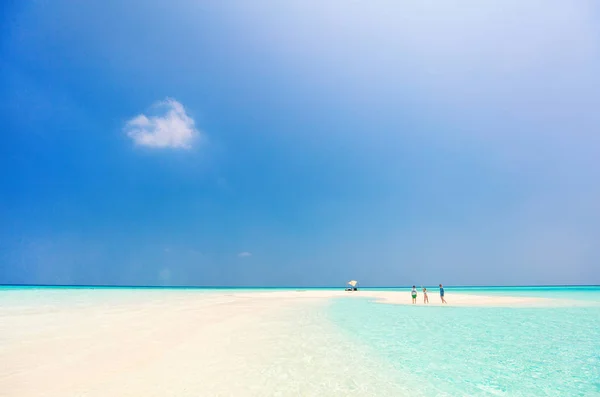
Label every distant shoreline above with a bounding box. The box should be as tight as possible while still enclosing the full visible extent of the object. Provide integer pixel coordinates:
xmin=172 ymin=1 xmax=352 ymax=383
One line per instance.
xmin=1 ymin=284 xmax=599 ymax=289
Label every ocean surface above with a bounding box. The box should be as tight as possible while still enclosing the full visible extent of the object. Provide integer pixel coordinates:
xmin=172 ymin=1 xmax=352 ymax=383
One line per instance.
xmin=328 ymin=287 xmax=600 ymax=396
xmin=1 ymin=285 xmax=599 ymax=396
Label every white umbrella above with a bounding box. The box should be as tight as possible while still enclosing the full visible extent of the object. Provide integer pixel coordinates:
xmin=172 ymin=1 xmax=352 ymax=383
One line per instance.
xmin=348 ymin=280 xmax=358 ymax=287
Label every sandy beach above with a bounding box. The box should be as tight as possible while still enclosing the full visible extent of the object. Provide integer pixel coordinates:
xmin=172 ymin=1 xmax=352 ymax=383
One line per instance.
xmin=0 ymin=290 xmax=590 ymax=396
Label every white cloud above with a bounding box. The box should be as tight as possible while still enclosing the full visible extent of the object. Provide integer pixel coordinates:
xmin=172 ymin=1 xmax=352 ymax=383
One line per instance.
xmin=238 ymin=252 xmax=252 ymax=258
xmin=124 ymin=98 xmax=200 ymax=149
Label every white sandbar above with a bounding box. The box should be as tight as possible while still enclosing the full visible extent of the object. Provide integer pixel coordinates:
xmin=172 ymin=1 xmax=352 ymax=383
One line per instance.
xmin=0 ymin=289 xmax=583 ymax=396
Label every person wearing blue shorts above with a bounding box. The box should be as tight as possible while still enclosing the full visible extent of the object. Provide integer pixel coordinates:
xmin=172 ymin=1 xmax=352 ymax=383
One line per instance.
xmin=439 ymin=284 xmax=447 ymax=304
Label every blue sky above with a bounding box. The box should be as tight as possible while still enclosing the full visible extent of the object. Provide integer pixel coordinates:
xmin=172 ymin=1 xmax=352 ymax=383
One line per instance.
xmin=1 ymin=0 xmax=599 ymax=286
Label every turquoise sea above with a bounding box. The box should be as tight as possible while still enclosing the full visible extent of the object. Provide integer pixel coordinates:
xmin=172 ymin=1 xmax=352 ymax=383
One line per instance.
xmin=1 ymin=285 xmax=599 ymax=396
xmin=328 ymin=286 xmax=600 ymax=396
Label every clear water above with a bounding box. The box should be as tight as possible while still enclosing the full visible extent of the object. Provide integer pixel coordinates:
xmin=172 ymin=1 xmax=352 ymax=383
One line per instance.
xmin=432 ymin=286 xmax=600 ymax=302
xmin=2 ymin=285 xmax=599 ymax=396
xmin=328 ymin=287 xmax=600 ymax=396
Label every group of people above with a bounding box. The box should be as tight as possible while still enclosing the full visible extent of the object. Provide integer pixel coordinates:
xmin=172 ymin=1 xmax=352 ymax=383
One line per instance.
xmin=411 ymin=284 xmax=447 ymax=304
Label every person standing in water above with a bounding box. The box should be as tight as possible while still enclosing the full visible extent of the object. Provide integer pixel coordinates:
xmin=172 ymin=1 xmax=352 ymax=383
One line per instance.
xmin=439 ymin=284 xmax=447 ymax=304
xmin=422 ymin=287 xmax=429 ymax=304
xmin=411 ymin=285 xmax=417 ymax=304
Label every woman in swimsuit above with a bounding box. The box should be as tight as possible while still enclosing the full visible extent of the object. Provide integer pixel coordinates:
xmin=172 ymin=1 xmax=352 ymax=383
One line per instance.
xmin=422 ymin=287 xmax=429 ymax=304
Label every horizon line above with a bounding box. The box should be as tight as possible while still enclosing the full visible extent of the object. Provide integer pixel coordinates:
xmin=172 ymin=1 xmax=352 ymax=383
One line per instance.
xmin=1 ymin=283 xmax=599 ymax=289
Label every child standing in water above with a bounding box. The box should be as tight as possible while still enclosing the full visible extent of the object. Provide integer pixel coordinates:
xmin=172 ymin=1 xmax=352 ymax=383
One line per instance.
xmin=411 ymin=285 xmax=417 ymax=304
xmin=439 ymin=284 xmax=447 ymax=304
xmin=422 ymin=287 xmax=429 ymax=304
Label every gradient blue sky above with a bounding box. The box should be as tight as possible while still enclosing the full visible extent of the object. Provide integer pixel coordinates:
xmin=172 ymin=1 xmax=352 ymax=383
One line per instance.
xmin=1 ymin=0 xmax=599 ymax=286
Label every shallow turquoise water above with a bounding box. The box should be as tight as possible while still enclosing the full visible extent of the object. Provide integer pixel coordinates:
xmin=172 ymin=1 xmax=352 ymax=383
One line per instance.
xmin=328 ymin=288 xmax=600 ymax=396
xmin=2 ymin=285 xmax=599 ymax=395
xmin=433 ymin=286 xmax=600 ymax=302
